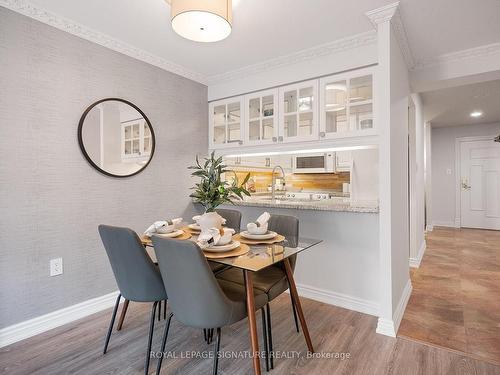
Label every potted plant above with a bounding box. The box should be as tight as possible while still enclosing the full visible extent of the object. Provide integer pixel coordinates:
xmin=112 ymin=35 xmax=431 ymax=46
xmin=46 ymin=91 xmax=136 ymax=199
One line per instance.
xmin=189 ymin=152 xmax=250 ymax=230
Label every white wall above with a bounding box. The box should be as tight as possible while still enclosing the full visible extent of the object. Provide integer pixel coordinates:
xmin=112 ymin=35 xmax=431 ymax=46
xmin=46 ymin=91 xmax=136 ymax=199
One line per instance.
xmin=208 ymin=40 xmax=377 ymax=101
xmin=376 ymin=18 xmax=411 ymax=337
xmin=350 ymin=149 xmax=379 ymax=201
xmin=388 ymin=29 xmax=411 ymax=316
xmin=425 ymin=122 xmax=433 ymax=230
xmin=431 ymin=122 xmax=500 ymax=226
xmin=409 ymin=94 xmax=426 ymax=266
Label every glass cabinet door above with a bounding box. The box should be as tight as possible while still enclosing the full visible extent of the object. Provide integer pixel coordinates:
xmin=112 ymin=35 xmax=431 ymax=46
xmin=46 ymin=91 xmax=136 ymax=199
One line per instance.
xmin=210 ymin=97 xmax=244 ymax=148
xmin=320 ymin=69 xmax=374 ymax=138
xmin=245 ymin=89 xmax=277 ymax=144
xmin=279 ymin=80 xmax=318 ymax=143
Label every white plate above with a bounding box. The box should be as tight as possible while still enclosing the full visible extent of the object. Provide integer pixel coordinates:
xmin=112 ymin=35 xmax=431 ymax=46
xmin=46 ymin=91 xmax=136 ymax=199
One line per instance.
xmin=188 ymin=223 xmax=201 ymax=231
xmin=203 ymin=240 xmax=240 ymax=253
xmin=155 ymin=229 xmax=184 ymax=238
xmin=240 ymin=231 xmax=277 ymax=240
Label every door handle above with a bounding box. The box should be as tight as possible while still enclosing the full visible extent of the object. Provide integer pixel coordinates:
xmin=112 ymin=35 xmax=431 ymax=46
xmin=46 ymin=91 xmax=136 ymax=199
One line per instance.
xmin=461 ymin=178 xmax=471 ymax=190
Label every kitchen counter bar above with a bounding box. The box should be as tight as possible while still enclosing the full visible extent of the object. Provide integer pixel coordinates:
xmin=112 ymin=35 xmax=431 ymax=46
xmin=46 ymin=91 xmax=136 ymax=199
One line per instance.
xmin=231 ymin=197 xmax=379 ymax=213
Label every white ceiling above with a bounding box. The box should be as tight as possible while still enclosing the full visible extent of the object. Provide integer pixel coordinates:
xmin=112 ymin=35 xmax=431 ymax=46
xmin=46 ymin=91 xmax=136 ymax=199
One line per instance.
xmin=24 ymin=0 xmax=500 ymax=80
xmin=422 ymin=79 xmax=500 ymax=127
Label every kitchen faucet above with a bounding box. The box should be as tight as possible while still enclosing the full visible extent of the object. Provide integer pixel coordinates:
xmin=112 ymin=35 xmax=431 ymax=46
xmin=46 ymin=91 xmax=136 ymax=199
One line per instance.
xmin=271 ymin=165 xmax=286 ymax=201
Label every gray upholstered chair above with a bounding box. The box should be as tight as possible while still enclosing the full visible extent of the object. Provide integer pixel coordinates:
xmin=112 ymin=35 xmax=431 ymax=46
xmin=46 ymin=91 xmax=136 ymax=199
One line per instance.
xmin=151 ymin=236 xmax=269 ymax=375
xmin=98 ymin=225 xmax=168 ymax=375
xmin=215 ymin=208 xmax=242 ymax=232
xmin=216 ymin=214 xmax=299 ymax=369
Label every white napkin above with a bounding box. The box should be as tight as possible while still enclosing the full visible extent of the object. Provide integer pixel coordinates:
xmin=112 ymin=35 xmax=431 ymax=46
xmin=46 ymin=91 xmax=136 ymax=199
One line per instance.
xmin=197 ymin=227 xmax=235 ymax=249
xmin=247 ymin=212 xmax=270 ymax=234
xmin=144 ymin=218 xmax=182 ymax=237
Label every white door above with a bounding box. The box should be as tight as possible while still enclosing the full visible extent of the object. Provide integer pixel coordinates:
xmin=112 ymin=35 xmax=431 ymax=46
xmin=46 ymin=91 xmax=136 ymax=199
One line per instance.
xmin=460 ymin=139 xmax=500 ymax=230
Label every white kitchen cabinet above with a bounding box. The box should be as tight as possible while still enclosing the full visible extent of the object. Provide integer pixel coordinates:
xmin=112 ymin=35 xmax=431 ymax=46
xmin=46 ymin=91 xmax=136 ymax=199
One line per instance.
xmin=209 ymin=96 xmax=244 ymax=149
xmin=244 ymin=89 xmax=278 ymax=145
xmin=279 ymin=80 xmax=319 ymax=143
xmin=319 ymin=67 xmax=375 ymax=139
xmin=121 ymin=119 xmax=152 ymax=161
xmin=335 ymin=151 xmax=352 ymax=172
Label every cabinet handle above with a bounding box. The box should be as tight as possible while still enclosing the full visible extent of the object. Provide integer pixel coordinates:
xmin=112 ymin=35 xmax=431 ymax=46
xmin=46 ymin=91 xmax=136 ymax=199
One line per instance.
xmin=272 ymin=137 xmax=277 ymax=142
xmin=278 ymin=136 xmax=283 ymax=142
xmin=238 ymin=140 xmax=243 ymax=145
xmin=319 ymin=132 xmax=326 ymax=138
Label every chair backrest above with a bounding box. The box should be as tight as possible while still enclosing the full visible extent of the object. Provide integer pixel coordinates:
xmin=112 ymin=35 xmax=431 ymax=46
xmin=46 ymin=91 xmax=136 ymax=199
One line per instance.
xmin=216 ymin=208 xmax=242 ymax=232
xmin=268 ymin=214 xmax=299 ymax=270
xmin=152 ymin=236 xmax=237 ymax=329
xmin=98 ymin=225 xmax=167 ymax=302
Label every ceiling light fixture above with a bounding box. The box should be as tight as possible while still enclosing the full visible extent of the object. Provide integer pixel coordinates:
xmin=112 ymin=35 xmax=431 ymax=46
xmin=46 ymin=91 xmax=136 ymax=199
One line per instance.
xmin=470 ymin=111 xmax=483 ymax=118
xmin=166 ymin=0 xmax=232 ymax=43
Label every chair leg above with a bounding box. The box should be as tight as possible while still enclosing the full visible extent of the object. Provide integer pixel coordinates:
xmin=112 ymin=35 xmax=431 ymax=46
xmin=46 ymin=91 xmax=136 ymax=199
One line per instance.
xmin=163 ymin=300 xmax=167 ymax=320
xmin=261 ymin=307 xmax=269 ymax=372
xmin=103 ymin=293 xmax=121 ymax=354
xmin=266 ymin=303 xmax=274 ymax=369
xmin=116 ymin=299 xmax=129 ymax=331
xmin=212 ymin=327 xmax=221 ymax=375
xmin=158 ymin=300 xmax=161 ymax=322
xmin=289 ymin=292 xmax=300 ymax=333
xmin=204 ymin=329 xmax=207 ymax=342
xmin=145 ymin=301 xmax=158 ymax=375
xmin=156 ymin=312 xmax=173 ymax=375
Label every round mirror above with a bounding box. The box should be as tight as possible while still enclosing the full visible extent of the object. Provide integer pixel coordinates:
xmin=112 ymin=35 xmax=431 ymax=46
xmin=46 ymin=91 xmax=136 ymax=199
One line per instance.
xmin=78 ymin=98 xmax=155 ymax=177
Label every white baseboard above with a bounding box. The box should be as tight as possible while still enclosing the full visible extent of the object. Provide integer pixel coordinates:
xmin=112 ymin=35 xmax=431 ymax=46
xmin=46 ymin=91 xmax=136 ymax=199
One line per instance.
xmin=432 ymin=220 xmax=459 ymax=228
xmin=409 ymin=240 xmax=426 ymax=268
xmin=0 ymin=291 xmax=120 ymax=348
xmin=376 ymin=279 xmax=412 ymax=337
xmin=295 ymin=283 xmax=379 ymax=317
xmin=454 ymin=218 xmax=461 ymax=228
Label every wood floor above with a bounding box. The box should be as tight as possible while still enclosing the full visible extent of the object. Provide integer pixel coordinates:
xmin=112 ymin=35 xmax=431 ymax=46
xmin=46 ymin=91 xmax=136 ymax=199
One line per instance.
xmin=1 ymin=293 xmax=499 ymax=374
xmin=399 ymin=227 xmax=500 ymax=365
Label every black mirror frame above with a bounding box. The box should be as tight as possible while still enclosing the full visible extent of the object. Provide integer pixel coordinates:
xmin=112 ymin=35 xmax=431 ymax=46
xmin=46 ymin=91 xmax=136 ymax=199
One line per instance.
xmin=77 ymin=98 xmax=156 ymax=178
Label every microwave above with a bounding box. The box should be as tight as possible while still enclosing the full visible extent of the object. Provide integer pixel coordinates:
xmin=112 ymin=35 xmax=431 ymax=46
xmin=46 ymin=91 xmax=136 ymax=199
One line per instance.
xmin=293 ymin=153 xmax=335 ymax=173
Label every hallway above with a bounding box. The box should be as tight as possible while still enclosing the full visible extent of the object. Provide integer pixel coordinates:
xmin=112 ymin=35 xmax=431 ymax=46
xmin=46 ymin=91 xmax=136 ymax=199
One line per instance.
xmin=399 ymin=227 xmax=500 ymax=365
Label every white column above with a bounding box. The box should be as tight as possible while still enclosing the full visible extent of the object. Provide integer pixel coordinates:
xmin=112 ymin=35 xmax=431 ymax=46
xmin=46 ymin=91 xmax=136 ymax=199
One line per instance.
xmin=366 ymin=1 xmax=412 ymax=337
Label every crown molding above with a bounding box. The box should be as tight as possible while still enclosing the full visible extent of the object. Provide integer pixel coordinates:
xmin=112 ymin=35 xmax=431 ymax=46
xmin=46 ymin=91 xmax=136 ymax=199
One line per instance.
xmin=412 ymin=42 xmax=500 ymax=71
xmin=0 ymin=0 xmax=209 ymax=84
xmin=365 ymin=2 xmax=415 ymax=69
xmin=206 ymin=30 xmax=377 ymax=84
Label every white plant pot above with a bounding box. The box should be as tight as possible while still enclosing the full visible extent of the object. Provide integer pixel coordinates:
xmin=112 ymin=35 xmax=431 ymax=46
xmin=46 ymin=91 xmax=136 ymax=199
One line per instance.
xmin=198 ymin=212 xmax=225 ymax=231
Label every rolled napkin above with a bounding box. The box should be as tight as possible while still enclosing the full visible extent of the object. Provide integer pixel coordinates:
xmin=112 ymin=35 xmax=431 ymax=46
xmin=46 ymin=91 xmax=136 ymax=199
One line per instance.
xmin=144 ymin=218 xmax=182 ymax=236
xmin=246 ymin=212 xmax=271 ymax=234
xmin=197 ymin=227 xmax=235 ymax=249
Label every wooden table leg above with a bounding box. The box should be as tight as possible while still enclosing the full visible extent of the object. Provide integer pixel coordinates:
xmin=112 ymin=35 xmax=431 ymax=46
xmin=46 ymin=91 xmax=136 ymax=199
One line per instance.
xmin=283 ymin=258 xmax=314 ymax=352
xmin=243 ymin=270 xmax=261 ymax=375
xmin=116 ymin=299 xmax=129 ymax=331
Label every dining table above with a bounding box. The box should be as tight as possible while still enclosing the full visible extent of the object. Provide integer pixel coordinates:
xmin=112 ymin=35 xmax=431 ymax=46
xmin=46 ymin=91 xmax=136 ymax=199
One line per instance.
xmin=140 ymin=227 xmax=323 ymax=375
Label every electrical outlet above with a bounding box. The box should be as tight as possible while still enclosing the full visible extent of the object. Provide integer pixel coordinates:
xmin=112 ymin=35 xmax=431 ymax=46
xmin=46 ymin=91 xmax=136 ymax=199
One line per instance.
xmin=50 ymin=258 xmax=63 ymax=276
xmin=446 ymin=168 xmax=452 ymax=175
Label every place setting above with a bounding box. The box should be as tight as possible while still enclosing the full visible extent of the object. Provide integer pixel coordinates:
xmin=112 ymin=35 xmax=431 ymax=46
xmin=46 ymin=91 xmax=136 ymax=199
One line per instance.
xmin=141 ymin=218 xmax=191 ymax=245
xmin=196 ymin=227 xmax=250 ymax=259
xmin=233 ymin=212 xmax=286 ymax=245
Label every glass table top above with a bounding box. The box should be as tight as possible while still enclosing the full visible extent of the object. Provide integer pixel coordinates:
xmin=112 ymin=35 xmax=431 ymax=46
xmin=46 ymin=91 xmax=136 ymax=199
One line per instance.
xmin=143 ymin=233 xmax=322 ymax=272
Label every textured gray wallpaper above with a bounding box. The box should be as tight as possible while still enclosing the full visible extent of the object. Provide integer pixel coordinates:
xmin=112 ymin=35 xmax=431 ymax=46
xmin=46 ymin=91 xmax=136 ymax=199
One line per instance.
xmin=0 ymin=7 xmax=207 ymax=328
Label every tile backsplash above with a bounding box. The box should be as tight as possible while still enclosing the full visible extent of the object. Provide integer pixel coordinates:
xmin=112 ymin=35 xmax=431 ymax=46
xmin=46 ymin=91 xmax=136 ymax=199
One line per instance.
xmin=230 ymin=170 xmax=350 ymax=192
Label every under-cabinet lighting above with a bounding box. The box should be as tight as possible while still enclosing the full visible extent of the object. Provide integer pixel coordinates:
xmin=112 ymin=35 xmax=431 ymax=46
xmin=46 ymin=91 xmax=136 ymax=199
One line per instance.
xmin=470 ymin=111 xmax=483 ymax=118
xmin=224 ymin=145 xmax=376 ymax=158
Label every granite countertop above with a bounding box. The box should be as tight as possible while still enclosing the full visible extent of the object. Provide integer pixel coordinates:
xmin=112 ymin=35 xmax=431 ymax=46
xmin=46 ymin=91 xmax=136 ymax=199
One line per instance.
xmin=230 ymin=196 xmax=379 ymax=213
